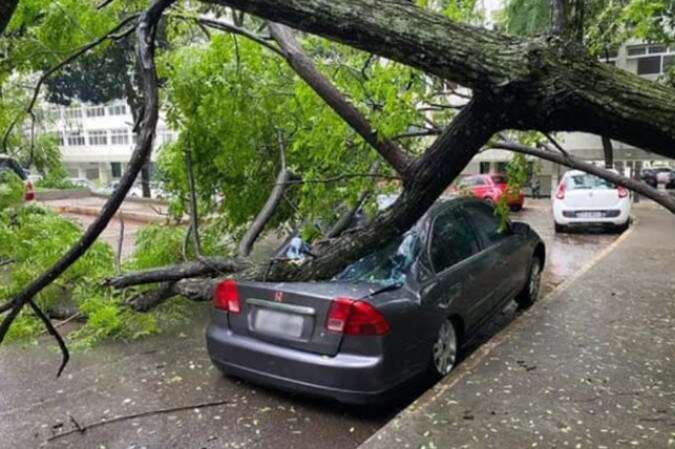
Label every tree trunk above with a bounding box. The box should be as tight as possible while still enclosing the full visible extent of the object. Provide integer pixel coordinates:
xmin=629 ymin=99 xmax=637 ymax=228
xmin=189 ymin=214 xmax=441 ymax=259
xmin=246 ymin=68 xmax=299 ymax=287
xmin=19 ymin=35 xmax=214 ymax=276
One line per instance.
xmin=601 ymin=136 xmax=614 ymax=169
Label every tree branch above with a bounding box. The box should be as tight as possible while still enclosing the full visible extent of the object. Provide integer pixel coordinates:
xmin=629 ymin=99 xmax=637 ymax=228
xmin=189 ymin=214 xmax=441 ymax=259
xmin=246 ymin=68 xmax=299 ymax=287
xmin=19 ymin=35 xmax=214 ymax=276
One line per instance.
xmin=238 ymin=131 xmax=290 ymax=257
xmin=205 ymin=0 xmax=675 ymax=161
xmin=105 ymin=257 xmax=248 ymax=289
xmin=267 ymin=22 xmax=413 ymax=177
xmin=0 ymin=0 xmax=176 ymax=372
xmin=491 ymin=140 xmax=675 ymax=214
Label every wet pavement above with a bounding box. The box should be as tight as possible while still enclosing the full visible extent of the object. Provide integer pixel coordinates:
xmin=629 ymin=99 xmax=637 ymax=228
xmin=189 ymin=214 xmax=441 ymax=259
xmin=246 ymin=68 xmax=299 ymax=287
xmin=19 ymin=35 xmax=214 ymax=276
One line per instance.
xmin=362 ymin=206 xmax=675 ymax=449
xmin=0 ymin=199 xmax=626 ymax=449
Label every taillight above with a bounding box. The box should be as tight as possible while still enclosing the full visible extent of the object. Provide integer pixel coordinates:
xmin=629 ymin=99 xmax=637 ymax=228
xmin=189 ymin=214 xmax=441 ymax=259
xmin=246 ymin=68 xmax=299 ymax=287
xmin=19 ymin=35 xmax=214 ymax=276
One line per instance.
xmin=24 ymin=181 xmax=35 ymax=202
xmin=555 ymin=181 xmax=566 ymax=200
xmin=213 ymin=279 xmax=241 ymax=313
xmin=325 ymin=297 xmax=390 ymax=336
xmin=618 ymin=186 xmax=628 ymax=198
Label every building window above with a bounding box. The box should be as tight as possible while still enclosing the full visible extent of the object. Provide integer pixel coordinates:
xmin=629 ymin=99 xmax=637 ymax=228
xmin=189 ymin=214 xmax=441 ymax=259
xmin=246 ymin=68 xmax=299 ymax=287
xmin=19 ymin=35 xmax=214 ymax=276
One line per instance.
xmin=54 ymin=131 xmax=64 ymax=146
xmin=88 ymin=129 xmax=108 ymax=145
xmin=107 ymin=104 xmax=127 ymax=116
xmin=110 ymin=128 xmax=129 ymax=145
xmin=64 ymin=107 xmax=83 ymax=119
xmin=131 ymin=133 xmax=138 ymax=144
xmin=85 ymin=106 xmax=106 ymax=118
xmin=47 ymin=108 xmax=61 ymax=121
xmin=111 ymin=162 xmax=122 ymax=178
xmin=637 ymin=56 xmax=661 ymax=75
xmin=479 ymin=162 xmax=490 ymax=174
xmin=628 ymin=44 xmax=675 ymax=76
xmin=66 ymin=130 xmax=85 ymax=146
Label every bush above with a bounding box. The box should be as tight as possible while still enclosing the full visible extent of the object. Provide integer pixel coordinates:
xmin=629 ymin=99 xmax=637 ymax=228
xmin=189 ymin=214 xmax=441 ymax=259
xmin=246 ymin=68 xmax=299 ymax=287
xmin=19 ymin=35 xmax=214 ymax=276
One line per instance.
xmin=0 ymin=170 xmax=24 ymax=211
xmin=35 ymin=164 xmax=75 ymax=190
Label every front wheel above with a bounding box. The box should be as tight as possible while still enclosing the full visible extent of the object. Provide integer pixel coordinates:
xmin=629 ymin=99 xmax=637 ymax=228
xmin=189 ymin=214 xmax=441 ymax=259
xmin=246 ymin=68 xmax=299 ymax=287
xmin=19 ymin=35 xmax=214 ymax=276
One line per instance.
xmin=430 ymin=319 xmax=459 ymax=378
xmin=516 ymin=257 xmax=542 ymax=309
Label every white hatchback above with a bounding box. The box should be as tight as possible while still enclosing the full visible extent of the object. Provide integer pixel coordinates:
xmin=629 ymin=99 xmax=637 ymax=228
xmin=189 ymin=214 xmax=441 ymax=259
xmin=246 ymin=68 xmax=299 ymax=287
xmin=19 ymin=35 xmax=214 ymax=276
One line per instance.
xmin=553 ymin=170 xmax=631 ymax=232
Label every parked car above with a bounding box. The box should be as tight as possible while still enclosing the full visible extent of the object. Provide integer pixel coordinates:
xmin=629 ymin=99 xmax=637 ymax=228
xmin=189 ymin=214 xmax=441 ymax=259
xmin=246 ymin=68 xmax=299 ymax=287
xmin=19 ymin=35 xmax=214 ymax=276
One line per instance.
xmin=97 ymin=180 xmax=143 ymax=198
xmin=665 ymin=171 xmax=675 ymax=190
xmin=454 ymin=174 xmax=525 ymax=211
xmin=654 ymin=167 xmax=673 ymax=184
xmin=553 ymin=170 xmax=630 ymax=233
xmin=640 ymin=168 xmax=658 ymax=188
xmin=68 ymin=177 xmax=97 ymax=191
xmin=206 ymin=197 xmax=545 ymax=404
xmin=0 ymin=156 xmax=34 ymax=202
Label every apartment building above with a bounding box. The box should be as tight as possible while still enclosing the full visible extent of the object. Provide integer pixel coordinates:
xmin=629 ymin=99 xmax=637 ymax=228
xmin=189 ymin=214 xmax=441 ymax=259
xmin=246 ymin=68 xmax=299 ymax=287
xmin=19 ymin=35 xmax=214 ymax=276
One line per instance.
xmin=42 ymin=101 xmax=176 ymax=184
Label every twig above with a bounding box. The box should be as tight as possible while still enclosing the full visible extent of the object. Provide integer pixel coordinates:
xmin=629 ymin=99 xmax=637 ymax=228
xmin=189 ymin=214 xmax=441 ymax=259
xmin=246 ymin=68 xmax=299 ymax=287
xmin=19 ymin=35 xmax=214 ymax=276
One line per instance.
xmin=543 ymin=133 xmax=571 ymax=158
xmin=280 ymin=172 xmax=400 ymax=185
xmin=115 ymin=213 xmax=125 ymax=274
xmin=172 ymin=15 xmax=282 ymax=56
xmin=47 ymin=399 xmax=231 ymax=442
xmin=184 ymin=140 xmax=202 ymax=256
xmin=28 ymin=300 xmax=69 ymax=377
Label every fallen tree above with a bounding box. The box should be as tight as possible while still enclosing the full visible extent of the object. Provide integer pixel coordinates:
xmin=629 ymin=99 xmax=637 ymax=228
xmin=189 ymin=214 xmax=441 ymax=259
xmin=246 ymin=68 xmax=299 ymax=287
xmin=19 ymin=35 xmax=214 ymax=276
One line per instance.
xmin=3 ymin=0 xmax=675 ymax=373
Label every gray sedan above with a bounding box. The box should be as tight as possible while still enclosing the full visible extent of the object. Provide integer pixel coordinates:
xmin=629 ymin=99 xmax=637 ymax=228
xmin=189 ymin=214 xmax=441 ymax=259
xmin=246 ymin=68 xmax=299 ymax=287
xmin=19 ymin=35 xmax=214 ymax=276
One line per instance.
xmin=206 ymin=197 xmax=545 ymax=403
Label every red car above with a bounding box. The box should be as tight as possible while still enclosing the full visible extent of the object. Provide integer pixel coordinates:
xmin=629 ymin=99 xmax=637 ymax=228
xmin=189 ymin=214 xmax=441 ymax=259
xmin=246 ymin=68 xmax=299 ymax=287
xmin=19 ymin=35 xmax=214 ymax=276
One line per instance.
xmin=454 ymin=174 xmax=524 ymax=211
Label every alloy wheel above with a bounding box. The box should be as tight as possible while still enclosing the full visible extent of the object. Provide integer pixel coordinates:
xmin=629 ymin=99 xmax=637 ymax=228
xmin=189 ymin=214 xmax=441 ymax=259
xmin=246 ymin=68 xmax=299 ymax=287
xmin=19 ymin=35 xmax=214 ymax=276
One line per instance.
xmin=432 ymin=320 xmax=457 ymax=376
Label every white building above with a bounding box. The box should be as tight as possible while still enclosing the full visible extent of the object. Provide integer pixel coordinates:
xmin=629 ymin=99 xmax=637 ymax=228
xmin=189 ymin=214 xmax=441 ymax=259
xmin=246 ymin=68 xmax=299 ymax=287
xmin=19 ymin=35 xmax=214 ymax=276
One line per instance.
xmin=43 ymin=101 xmax=176 ymax=184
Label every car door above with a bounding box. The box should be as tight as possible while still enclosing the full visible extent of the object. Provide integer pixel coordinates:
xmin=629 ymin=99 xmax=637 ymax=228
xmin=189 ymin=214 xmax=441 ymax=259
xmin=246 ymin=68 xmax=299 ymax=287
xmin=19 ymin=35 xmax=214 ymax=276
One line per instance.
xmin=461 ymin=201 xmax=528 ymax=313
xmin=418 ymin=205 xmax=491 ymax=334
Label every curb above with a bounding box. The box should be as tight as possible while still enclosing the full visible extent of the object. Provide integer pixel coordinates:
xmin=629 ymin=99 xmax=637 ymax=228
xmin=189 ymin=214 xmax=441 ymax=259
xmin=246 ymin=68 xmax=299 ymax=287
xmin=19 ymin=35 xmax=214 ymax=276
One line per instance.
xmin=359 ymin=220 xmax=636 ymax=448
xmin=51 ymin=205 xmax=168 ymax=224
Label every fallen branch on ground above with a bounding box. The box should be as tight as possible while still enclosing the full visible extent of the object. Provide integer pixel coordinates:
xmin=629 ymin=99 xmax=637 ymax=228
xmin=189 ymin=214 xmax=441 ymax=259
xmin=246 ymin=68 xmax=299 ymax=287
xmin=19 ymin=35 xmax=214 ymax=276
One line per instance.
xmin=46 ymin=399 xmax=231 ymax=442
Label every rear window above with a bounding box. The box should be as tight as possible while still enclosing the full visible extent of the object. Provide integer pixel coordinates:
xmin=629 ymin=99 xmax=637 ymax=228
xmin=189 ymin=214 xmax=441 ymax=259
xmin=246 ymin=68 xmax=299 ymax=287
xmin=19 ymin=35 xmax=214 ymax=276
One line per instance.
xmin=490 ymin=175 xmax=508 ymax=184
xmin=566 ymin=174 xmax=614 ymax=190
xmin=334 ymin=232 xmax=420 ymax=287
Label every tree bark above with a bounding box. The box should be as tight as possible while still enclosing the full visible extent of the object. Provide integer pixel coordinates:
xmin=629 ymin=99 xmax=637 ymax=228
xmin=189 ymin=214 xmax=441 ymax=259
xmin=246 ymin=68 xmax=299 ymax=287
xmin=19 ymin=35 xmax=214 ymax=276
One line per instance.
xmin=206 ymin=0 xmax=675 ymax=160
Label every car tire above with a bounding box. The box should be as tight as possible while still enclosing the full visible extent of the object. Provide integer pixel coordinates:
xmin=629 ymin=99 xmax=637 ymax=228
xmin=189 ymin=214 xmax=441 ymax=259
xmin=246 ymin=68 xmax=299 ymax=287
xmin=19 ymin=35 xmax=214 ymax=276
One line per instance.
xmin=430 ymin=319 xmax=459 ymax=379
xmin=483 ymin=197 xmax=495 ymax=206
xmin=510 ymin=204 xmax=523 ymax=212
xmin=516 ymin=257 xmax=542 ymax=309
xmin=614 ymin=221 xmax=630 ymax=233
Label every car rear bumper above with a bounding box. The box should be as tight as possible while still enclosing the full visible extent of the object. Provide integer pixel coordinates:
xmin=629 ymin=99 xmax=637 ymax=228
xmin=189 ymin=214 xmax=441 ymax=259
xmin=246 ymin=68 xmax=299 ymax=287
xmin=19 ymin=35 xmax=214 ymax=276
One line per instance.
xmin=553 ymin=202 xmax=630 ymax=227
xmin=206 ymin=323 xmax=409 ymax=404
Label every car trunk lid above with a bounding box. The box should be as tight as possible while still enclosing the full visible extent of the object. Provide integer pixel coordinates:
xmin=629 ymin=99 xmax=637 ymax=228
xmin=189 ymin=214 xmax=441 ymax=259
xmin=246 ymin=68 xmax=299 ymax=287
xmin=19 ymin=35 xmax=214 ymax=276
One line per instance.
xmin=227 ymin=281 xmax=382 ymax=356
xmin=562 ymin=173 xmax=620 ymax=208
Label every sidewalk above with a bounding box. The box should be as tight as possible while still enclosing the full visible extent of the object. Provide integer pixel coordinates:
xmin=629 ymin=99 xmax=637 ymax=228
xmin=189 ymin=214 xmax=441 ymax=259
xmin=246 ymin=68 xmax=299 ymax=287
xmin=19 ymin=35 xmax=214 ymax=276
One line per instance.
xmin=361 ymin=207 xmax=675 ymax=449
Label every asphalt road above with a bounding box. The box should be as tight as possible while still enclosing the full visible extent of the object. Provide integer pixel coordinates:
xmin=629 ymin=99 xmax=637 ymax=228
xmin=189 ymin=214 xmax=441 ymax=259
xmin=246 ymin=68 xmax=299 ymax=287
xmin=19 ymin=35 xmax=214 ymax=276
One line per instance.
xmin=0 ymin=199 xmax=620 ymax=449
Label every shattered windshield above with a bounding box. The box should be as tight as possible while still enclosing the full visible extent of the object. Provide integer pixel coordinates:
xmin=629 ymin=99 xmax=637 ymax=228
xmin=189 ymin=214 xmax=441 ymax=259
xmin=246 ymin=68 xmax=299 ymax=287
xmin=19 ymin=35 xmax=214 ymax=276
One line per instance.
xmin=334 ymin=232 xmax=420 ymax=287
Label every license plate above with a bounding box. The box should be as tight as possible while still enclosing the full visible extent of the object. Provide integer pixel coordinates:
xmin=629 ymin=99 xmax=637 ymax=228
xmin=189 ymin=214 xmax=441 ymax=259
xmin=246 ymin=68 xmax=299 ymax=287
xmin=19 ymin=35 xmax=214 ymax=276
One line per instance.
xmin=577 ymin=212 xmax=603 ymax=218
xmin=254 ymin=309 xmax=304 ymax=338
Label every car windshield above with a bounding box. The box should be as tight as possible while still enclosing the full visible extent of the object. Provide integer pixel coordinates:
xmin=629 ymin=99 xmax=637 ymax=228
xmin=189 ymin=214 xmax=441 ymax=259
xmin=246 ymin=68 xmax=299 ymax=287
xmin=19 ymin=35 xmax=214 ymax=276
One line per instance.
xmin=566 ymin=174 xmax=614 ymax=190
xmin=334 ymin=232 xmax=420 ymax=287
xmin=490 ymin=175 xmax=508 ymax=184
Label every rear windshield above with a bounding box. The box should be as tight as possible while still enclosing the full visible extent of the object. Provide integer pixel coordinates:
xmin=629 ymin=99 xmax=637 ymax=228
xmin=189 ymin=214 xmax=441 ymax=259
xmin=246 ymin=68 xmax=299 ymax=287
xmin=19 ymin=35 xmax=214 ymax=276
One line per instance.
xmin=490 ymin=175 xmax=508 ymax=184
xmin=334 ymin=232 xmax=420 ymax=287
xmin=566 ymin=174 xmax=614 ymax=190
